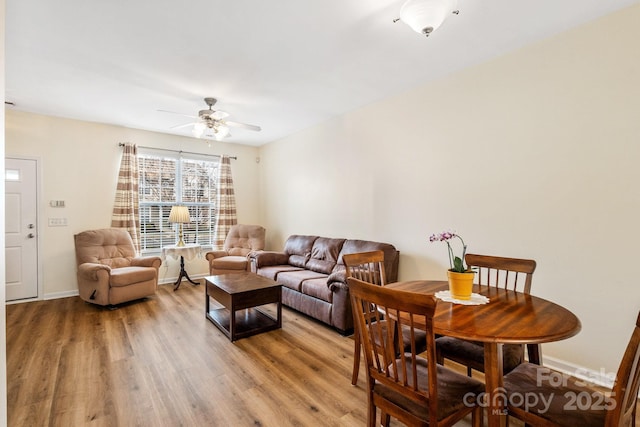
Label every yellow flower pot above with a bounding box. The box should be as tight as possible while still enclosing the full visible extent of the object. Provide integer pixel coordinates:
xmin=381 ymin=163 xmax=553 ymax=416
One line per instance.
xmin=447 ymin=270 xmax=475 ymax=300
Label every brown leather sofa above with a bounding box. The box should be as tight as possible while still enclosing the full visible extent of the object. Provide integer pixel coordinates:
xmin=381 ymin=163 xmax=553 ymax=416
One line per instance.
xmin=251 ymin=235 xmax=399 ymax=334
xmin=205 ymin=224 xmax=266 ymax=275
xmin=74 ymin=228 xmax=162 ymax=306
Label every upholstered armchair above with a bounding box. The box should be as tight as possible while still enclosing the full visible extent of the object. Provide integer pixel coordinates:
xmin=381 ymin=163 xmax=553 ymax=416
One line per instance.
xmin=205 ymin=224 xmax=266 ymax=275
xmin=74 ymin=228 xmax=162 ymax=306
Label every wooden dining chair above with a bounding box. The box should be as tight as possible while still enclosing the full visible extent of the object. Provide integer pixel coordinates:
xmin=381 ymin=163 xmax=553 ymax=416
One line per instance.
xmin=348 ymin=277 xmax=484 ymax=427
xmin=436 ymin=253 xmax=539 ymax=376
xmin=503 ymin=310 xmax=640 ymax=427
xmin=344 ymin=251 xmax=427 ymax=386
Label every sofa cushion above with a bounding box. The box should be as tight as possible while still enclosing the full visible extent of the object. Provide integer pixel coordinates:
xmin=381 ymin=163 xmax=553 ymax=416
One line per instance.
xmin=211 ymin=256 xmax=248 ymax=271
xmin=288 ymin=255 xmax=308 ymax=268
xmin=75 ymin=228 xmax=136 ymax=268
xmin=301 ymin=277 xmax=333 ymax=303
xmin=109 ymin=266 xmax=156 ymax=287
xmin=224 ymin=224 xmax=266 ymax=256
xmin=284 ymin=235 xmax=318 ymax=267
xmin=256 ymin=265 xmax=303 ymax=281
xmin=277 ymin=270 xmax=328 ymax=292
xmin=306 ymin=237 xmax=346 ymax=274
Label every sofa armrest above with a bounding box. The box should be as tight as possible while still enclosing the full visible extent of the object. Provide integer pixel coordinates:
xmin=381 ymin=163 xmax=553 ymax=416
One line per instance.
xmin=205 ymin=250 xmax=230 ymax=262
xmin=327 ymin=270 xmax=348 ymax=292
xmin=252 ymin=251 xmax=289 ymax=268
xmin=131 ymin=256 xmax=162 ymax=269
xmin=246 ymin=249 xmax=265 ymax=259
xmin=78 ymin=263 xmax=111 ymax=281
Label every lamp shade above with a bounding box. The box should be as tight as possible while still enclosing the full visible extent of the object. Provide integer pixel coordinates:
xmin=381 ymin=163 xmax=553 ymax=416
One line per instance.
xmin=400 ymin=0 xmax=457 ymax=36
xmin=213 ymin=125 xmax=230 ymax=141
xmin=192 ymin=122 xmax=206 ymax=138
xmin=169 ymin=205 xmax=191 ymax=224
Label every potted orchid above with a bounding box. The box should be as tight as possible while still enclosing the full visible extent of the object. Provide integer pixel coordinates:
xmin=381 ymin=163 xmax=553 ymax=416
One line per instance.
xmin=429 ymin=231 xmax=469 ymax=273
xmin=429 ymin=231 xmax=474 ymax=300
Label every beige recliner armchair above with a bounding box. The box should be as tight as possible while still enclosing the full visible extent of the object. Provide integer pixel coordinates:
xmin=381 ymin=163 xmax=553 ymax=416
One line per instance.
xmin=205 ymin=224 xmax=266 ymax=275
xmin=74 ymin=228 xmax=162 ymax=306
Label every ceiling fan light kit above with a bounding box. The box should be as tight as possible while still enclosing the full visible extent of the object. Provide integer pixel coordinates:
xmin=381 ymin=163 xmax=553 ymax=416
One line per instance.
xmin=399 ymin=0 xmax=458 ymax=36
xmin=161 ymin=97 xmax=261 ymax=142
xmin=192 ymin=123 xmax=230 ymax=141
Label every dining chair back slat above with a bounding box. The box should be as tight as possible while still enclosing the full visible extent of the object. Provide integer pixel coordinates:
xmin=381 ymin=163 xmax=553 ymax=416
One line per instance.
xmin=467 ymin=253 xmax=536 ymax=293
xmin=344 ymin=251 xmax=386 ymax=286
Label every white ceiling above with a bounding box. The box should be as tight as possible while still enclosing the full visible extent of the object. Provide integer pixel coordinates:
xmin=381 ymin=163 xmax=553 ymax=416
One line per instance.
xmin=5 ymin=0 xmax=638 ymax=146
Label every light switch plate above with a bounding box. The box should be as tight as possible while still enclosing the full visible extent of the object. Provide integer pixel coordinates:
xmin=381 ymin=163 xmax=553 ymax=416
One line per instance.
xmin=48 ymin=218 xmax=68 ymax=226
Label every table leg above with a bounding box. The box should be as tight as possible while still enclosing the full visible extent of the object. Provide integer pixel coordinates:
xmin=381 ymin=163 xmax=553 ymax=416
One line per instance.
xmin=230 ymin=299 xmax=236 ymax=341
xmin=173 ymin=255 xmax=200 ymax=290
xmin=205 ymin=282 xmax=210 ymax=314
xmin=276 ymin=288 xmax=282 ymax=328
xmin=484 ymin=343 xmax=507 ymax=427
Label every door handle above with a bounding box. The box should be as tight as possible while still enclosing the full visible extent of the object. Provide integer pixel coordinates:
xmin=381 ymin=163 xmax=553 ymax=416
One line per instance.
xmin=27 ymin=233 xmax=35 ymax=238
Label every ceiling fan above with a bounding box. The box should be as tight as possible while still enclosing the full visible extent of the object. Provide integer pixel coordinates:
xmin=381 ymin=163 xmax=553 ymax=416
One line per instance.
xmin=159 ymin=97 xmax=261 ymax=140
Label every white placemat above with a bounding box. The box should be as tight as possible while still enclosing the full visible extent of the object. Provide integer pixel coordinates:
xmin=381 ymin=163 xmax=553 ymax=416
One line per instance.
xmin=434 ymin=290 xmax=490 ymax=305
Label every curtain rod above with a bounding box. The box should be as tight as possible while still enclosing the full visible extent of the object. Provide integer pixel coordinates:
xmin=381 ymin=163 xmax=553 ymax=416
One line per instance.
xmin=118 ymin=143 xmax=237 ymax=160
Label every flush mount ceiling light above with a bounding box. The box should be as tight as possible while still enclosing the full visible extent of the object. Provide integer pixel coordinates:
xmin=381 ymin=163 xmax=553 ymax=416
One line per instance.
xmin=398 ymin=0 xmax=459 ymax=37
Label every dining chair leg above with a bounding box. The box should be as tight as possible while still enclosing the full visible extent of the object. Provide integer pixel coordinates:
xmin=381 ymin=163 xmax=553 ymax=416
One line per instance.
xmin=526 ymin=343 xmax=542 ymax=365
xmin=380 ymin=410 xmax=390 ymax=427
xmin=367 ymin=401 xmax=376 ymax=427
xmin=436 ymin=346 xmax=444 ymax=365
xmin=472 ymin=405 xmax=483 ymax=427
xmin=352 ymin=332 xmax=361 ymax=385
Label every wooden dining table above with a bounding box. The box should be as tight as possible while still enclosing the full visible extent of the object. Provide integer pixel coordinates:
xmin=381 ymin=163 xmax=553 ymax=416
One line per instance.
xmin=385 ymin=280 xmax=581 ymax=427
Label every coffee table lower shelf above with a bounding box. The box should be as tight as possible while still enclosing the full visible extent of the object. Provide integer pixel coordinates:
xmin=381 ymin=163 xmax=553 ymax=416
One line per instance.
xmin=204 ymin=274 xmax=282 ymax=342
xmin=206 ymin=306 xmax=280 ymax=341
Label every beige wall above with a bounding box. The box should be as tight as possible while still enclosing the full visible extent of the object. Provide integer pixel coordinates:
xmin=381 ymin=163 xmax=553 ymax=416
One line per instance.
xmin=5 ymin=111 xmax=261 ymax=297
xmin=258 ymin=4 xmax=640 ymax=375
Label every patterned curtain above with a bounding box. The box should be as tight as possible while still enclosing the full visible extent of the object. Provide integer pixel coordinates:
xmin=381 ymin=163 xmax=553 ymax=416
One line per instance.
xmin=111 ymin=143 xmax=141 ymax=253
xmin=213 ymin=155 xmax=238 ymax=248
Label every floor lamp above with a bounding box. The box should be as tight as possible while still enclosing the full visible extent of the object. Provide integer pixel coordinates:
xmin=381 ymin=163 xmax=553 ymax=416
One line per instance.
xmin=169 ymin=205 xmax=191 ymax=246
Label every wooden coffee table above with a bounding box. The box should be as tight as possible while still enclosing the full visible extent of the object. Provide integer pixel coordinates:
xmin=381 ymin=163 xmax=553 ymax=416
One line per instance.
xmin=205 ymin=272 xmax=282 ymax=341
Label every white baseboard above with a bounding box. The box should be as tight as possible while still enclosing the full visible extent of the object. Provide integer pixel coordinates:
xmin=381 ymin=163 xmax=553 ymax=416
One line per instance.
xmin=542 ymin=355 xmax=616 ymax=389
xmin=6 ymin=297 xmax=39 ymax=305
xmin=44 ymin=290 xmax=79 ymax=300
xmin=39 ymin=277 xmax=207 ymax=298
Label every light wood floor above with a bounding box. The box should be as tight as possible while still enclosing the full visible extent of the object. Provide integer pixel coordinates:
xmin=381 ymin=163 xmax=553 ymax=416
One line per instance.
xmin=7 ymin=281 xmax=500 ymax=427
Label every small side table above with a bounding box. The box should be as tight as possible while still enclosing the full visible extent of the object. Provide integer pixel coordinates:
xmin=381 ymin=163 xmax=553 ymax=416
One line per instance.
xmin=162 ymin=244 xmax=202 ymax=290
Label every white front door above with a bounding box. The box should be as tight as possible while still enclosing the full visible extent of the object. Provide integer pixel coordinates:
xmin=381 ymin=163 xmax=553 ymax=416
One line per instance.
xmin=5 ymin=158 xmax=39 ymax=301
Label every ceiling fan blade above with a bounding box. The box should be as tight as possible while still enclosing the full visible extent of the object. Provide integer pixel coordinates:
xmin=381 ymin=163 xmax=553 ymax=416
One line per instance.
xmin=157 ymin=109 xmax=199 ymax=120
xmin=170 ymin=121 xmax=196 ymax=130
xmin=224 ymin=120 xmax=261 ymax=132
xmin=210 ymin=110 xmax=229 ymax=120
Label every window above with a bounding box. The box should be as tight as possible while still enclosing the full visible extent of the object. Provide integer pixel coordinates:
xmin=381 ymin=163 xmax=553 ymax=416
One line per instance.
xmin=138 ymin=150 xmax=219 ymax=253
